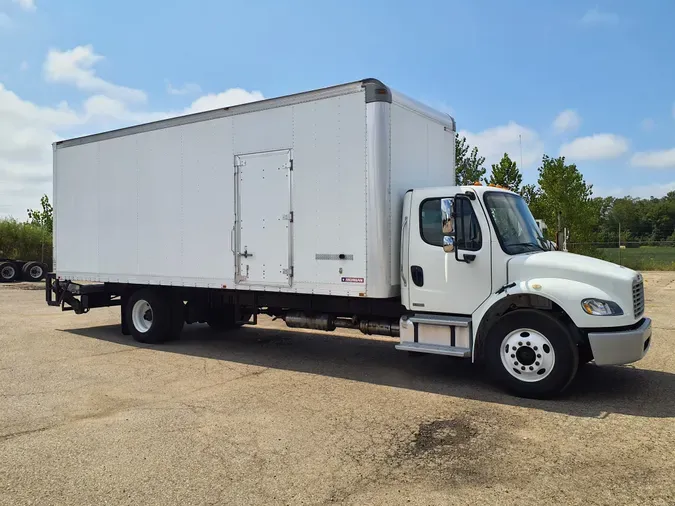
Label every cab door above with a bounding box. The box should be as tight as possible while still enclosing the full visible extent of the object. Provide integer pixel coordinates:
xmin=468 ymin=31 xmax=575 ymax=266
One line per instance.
xmin=406 ymin=191 xmax=492 ymax=315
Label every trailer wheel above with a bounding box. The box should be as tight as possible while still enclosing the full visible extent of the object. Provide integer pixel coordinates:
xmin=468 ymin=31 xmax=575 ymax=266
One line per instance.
xmin=0 ymin=262 xmax=19 ymax=282
xmin=485 ymin=309 xmax=579 ymax=399
xmin=22 ymin=261 xmax=46 ymax=282
xmin=126 ymin=289 xmax=184 ymax=344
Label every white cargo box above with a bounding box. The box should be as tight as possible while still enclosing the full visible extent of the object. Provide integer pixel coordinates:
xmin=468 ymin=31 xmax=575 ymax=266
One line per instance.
xmin=54 ymin=79 xmax=455 ymax=298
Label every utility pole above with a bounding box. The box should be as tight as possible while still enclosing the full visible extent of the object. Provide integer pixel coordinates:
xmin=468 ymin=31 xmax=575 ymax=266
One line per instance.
xmin=618 ymin=221 xmax=621 ymax=266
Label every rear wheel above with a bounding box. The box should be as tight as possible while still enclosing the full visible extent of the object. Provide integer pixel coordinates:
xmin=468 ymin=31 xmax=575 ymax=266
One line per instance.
xmin=485 ymin=309 xmax=579 ymax=399
xmin=22 ymin=261 xmax=46 ymax=282
xmin=126 ymin=289 xmax=184 ymax=344
xmin=0 ymin=262 xmax=18 ymax=283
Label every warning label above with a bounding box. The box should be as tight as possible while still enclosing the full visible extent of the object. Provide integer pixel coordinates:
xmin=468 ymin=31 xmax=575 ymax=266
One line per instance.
xmin=341 ymin=277 xmax=365 ymax=284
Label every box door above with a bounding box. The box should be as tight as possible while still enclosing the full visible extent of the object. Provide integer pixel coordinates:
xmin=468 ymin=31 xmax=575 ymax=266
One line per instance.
xmin=235 ymin=149 xmax=293 ymax=286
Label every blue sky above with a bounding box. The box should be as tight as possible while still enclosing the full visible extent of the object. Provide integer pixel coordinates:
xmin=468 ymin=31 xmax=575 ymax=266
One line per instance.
xmin=1 ymin=0 xmax=674 ymax=217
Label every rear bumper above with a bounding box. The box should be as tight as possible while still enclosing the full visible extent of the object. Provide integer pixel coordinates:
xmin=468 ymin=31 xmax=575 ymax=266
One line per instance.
xmin=587 ymin=317 xmax=652 ymax=366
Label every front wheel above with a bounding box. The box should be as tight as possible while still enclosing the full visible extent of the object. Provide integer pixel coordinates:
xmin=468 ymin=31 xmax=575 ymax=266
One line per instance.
xmin=485 ymin=309 xmax=579 ymax=399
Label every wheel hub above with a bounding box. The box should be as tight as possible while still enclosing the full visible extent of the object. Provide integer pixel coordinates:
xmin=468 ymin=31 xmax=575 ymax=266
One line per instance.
xmin=131 ymin=300 xmax=153 ymax=333
xmin=1 ymin=266 xmax=15 ymax=279
xmin=29 ymin=266 xmax=43 ymax=279
xmin=500 ymin=328 xmax=555 ymax=382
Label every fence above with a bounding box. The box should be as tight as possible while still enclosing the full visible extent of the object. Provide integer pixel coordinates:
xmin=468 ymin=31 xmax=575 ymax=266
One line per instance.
xmin=567 ymin=241 xmax=675 ymax=271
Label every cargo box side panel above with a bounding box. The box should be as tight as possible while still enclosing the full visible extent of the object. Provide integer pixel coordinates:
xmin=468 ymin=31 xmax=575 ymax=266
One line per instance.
xmin=54 ymin=143 xmax=100 ymax=276
xmin=389 ymin=101 xmax=455 ymax=287
xmin=290 ymin=92 xmax=368 ymax=296
xmin=96 ymin=135 xmax=141 ymax=280
xmin=180 ymin=118 xmax=235 ymax=284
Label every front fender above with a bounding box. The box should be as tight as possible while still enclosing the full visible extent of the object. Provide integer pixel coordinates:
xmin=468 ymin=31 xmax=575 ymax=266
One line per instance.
xmin=471 ymin=278 xmax=637 ymax=361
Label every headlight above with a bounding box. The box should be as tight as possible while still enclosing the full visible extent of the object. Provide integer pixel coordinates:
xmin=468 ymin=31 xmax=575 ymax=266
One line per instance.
xmin=581 ymin=298 xmax=624 ymax=316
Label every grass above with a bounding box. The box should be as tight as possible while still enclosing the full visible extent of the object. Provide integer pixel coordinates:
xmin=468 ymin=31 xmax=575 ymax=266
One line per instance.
xmin=597 ymin=246 xmax=675 ymax=271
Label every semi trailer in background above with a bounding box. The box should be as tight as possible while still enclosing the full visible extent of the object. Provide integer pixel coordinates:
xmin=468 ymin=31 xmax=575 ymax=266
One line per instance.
xmin=46 ymin=79 xmax=651 ymax=398
xmin=0 ymin=258 xmax=47 ymax=282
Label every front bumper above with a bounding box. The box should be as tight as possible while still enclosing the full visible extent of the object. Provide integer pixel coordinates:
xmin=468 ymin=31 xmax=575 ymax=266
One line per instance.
xmin=587 ymin=318 xmax=652 ymax=366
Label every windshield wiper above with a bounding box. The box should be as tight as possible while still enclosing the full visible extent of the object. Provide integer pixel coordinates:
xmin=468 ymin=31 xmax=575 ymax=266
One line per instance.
xmin=509 ymin=242 xmax=546 ymax=252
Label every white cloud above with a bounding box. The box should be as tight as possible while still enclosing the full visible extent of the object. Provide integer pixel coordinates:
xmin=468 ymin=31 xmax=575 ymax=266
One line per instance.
xmin=12 ymin=0 xmax=36 ymax=11
xmin=1 ymin=57 xmax=264 ymax=218
xmin=185 ymin=88 xmax=264 ymax=114
xmin=595 ymin=181 xmax=675 ymax=199
xmin=459 ymin=121 xmax=544 ymax=170
xmin=559 ymin=134 xmax=629 ymax=160
xmin=44 ymin=46 xmax=147 ymax=103
xmin=630 ymin=148 xmax=675 ymax=169
xmin=580 ymin=7 xmax=619 ymax=26
xmin=552 ymin=109 xmax=581 ymax=134
xmin=640 ymin=118 xmax=655 ymax=131
xmin=166 ymin=81 xmax=202 ymax=96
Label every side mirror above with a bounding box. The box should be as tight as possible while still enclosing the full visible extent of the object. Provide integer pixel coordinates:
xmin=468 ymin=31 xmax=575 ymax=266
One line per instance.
xmin=452 ymin=195 xmax=476 ymax=263
xmin=443 ymin=235 xmax=454 ymax=253
xmin=441 ymin=198 xmax=454 ymax=235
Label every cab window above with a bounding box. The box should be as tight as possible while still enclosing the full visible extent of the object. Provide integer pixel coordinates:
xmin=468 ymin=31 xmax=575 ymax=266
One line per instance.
xmin=420 ymin=198 xmax=482 ymax=251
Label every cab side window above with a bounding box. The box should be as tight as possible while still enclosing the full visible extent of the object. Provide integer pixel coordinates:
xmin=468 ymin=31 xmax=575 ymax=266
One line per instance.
xmin=420 ymin=198 xmax=482 ymax=250
xmin=420 ymin=199 xmax=444 ymax=246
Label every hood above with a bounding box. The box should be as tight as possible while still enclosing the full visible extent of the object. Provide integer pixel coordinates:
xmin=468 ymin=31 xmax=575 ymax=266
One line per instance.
xmin=508 ymin=251 xmax=639 ymax=295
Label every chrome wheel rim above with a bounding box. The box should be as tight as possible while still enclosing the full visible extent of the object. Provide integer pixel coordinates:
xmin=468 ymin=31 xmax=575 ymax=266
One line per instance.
xmin=131 ymin=299 xmax=153 ymax=333
xmin=500 ymin=328 xmax=555 ymax=382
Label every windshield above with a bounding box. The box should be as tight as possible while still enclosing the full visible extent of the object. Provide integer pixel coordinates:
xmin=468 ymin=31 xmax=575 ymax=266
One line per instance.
xmin=484 ymin=192 xmax=550 ymax=254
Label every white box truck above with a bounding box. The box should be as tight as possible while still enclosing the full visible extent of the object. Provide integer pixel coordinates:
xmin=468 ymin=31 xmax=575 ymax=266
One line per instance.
xmin=47 ymin=79 xmax=652 ymax=398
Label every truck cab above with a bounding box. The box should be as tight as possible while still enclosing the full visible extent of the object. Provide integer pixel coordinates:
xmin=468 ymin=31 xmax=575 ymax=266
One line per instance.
xmin=399 ymin=184 xmax=652 ymax=398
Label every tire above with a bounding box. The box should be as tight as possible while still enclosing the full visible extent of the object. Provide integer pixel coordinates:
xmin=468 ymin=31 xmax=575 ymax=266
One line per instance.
xmin=485 ymin=309 xmax=579 ymax=399
xmin=0 ymin=262 xmax=19 ymax=283
xmin=125 ymin=289 xmax=184 ymax=344
xmin=21 ymin=261 xmax=46 ymax=282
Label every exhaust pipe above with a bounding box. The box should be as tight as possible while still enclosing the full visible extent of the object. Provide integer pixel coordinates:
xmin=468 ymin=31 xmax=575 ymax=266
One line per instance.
xmin=284 ymin=312 xmax=399 ymax=337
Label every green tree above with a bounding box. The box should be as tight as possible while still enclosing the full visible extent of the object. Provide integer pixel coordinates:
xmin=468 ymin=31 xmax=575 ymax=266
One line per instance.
xmin=27 ymin=194 xmax=53 ymax=234
xmin=534 ymin=155 xmax=595 ymax=242
xmin=485 ymin=153 xmax=522 ymax=192
xmin=455 ymin=134 xmax=486 ymax=184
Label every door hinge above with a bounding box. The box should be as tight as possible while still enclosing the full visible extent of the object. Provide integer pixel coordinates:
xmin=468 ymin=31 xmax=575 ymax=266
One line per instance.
xmin=280 ymin=160 xmax=293 ymax=171
xmin=283 ymin=266 xmax=294 ymax=277
xmin=235 ymin=158 xmax=246 ymax=168
xmin=282 ymin=212 xmax=294 ymax=223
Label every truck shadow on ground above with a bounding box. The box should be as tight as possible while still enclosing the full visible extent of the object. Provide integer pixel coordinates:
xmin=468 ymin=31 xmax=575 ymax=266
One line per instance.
xmin=64 ymin=323 xmax=675 ymax=420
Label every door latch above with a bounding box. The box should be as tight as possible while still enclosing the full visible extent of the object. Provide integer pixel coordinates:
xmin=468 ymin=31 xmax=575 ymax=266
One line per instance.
xmin=240 ymin=248 xmax=253 ymax=259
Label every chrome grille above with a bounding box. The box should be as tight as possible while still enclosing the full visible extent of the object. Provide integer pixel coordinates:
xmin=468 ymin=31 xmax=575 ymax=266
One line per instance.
xmin=633 ymin=277 xmax=645 ymax=318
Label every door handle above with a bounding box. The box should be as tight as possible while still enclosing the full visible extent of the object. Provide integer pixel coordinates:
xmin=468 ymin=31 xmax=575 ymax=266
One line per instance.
xmin=240 ymin=249 xmax=253 ymax=259
xmin=410 ymin=265 xmax=424 ymax=287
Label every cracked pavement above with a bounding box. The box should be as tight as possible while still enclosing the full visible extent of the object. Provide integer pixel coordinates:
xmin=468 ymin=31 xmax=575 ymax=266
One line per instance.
xmin=1 ymin=272 xmax=674 ymax=505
